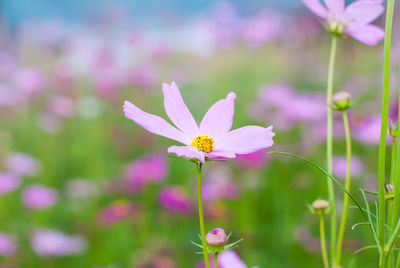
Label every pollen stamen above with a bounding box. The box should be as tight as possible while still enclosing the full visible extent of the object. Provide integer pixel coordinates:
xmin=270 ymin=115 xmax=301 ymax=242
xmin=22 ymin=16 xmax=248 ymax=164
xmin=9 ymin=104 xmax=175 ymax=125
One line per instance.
xmin=191 ymin=135 xmax=214 ymax=153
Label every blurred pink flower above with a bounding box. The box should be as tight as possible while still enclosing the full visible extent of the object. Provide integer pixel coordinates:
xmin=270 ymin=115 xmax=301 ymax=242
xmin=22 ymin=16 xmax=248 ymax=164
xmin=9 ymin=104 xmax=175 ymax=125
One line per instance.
xmin=22 ymin=185 xmax=58 ymax=210
xmin=0 ymin=173 xmax=21 ymax=195
xmin=202 ymin=168 xmax=239 ymax=202
xmin=6 ymin=153 xmax=40 ymax=178
xmin=99 ymin=200 xmax=141 ymax=226
xmin=197 ymin=250 xmax=247 ymax=268
xmin=0 ymin=233 xmax=17 ymax=256
xmin=332 ymin=156 xmax=363 ymax=179
xmin=240 ymin=11 xmax=282 ymax=47
xmin=354 ymin=116 xmax=388 ymax=145
xmin=31 ymin=229 xmax=87 ymax=256
xmin=124 ymin=153 xmax=167 ymax=192
xmin=13 ymin=68 xmax=46 ymax=93
xmin=236 ymin=150 xmax=268 ymax=169
xmin=47 ymin=96 xmax=76 ymax=118
xmin=124 ymin=82 xmax=274 ymax=163
xmin=159 ymin=186 xmax=193 ymax=214
xmin=302 ymin=0 xmax=384 ymax=45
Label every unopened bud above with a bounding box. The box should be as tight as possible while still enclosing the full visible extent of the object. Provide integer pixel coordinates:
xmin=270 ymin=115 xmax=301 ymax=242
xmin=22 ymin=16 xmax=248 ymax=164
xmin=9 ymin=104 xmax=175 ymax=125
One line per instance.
xmin=332 ymin=91 xmax=351 ymax=110
xmin=206 ymin=228 xmax=227 ymax=248
xmin=387 ymin=184 xmax=394 ymax=194
xmin=312 ymin=199 xmax=329 ymax=214
xmin=389 ymin=120 xmax=398 ymax=137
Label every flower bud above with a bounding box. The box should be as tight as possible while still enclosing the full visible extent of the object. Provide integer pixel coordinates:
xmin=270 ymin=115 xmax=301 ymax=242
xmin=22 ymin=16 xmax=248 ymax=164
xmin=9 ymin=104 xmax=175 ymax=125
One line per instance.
xmin=332 ymin=91 xmax=351 ymax=110
xmin=387 ymin=184 xmax=394 ymax=194
xmin=205 ymin=228 xmax=227 ymax=248
xmin=389 ymin=120 xmax=398 ymax=137
xmin=312 ymin=199 xmax=329 ymax=214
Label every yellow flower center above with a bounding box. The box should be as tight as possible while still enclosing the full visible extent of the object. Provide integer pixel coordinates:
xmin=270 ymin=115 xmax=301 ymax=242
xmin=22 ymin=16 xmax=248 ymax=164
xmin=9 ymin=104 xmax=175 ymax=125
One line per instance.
xmin=191 ymin=135 xmax=214 ymax=153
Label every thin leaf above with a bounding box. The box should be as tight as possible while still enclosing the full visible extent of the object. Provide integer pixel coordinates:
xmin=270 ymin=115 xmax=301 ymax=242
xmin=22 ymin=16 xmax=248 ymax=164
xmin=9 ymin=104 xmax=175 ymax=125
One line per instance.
xmin=355 ymin=245 xmax=378 ymax=254
xmin=351 ymin=222 xmax=370 ymax=230
xmin=269 ymin=151 xmax=366 ymax=219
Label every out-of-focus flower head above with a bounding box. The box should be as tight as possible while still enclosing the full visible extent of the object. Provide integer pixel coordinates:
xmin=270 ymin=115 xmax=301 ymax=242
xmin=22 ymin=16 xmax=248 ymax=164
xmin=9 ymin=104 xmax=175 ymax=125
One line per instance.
xmin=302 ymin=0 xmax=384 ymax=45
xmin=235 ymin=150 xmax=268 ymax=170
xmin=0 ymin=233 xmax=17 ymax=256
xmin=240 ymin=11 xmax=283 ymax=47
xmin=0 ymin=173 xmax=21 ymax=195
xmin=22 ymin=185 xmax=58 ymax=210
xmin=47 ymin=96 xmax=76 ymax=118
xmin=98 ymin=200 xmax=142 ymax=226
xmin=13 ymin=68 xmax=46 ymax=94
xmin=31 ymin=229 xmax=87 ymax=256
xmin=353 ymin=116 xmax=389 ymax=145
xmin=197 ymin=250 xmax=248 ymax=268
xmin=202 ymin=168 xmax=240 ymax=202
xmin=6 ymin=153 xmax=40 ymax=178
xmin=332 ymin=156 xmax=363 ymax=179
xmin=124 ymin=153 xmax=168 ymax=193
xmin=123 ymin=82 xmax=274 ymax=163
xmin=159 ymin=186 xmax=193 ymax=214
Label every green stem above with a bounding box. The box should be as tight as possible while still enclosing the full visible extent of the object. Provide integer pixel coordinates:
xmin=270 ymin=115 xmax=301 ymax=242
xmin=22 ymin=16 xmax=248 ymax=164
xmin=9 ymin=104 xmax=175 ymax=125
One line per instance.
xmin=197 ymin=163 xmax=210 ymax=268
xmin=320 ymin=213 xmax=330 ymax=268
xmin=215 ymin=252 xmax=219 ymax=268
xmin=326 ymin=34 xmax=338 ymax=265
xmin=378 ymin=0 xmax=395 ymax=262
xmin=336 ymin=110 xmax=352 ymax=266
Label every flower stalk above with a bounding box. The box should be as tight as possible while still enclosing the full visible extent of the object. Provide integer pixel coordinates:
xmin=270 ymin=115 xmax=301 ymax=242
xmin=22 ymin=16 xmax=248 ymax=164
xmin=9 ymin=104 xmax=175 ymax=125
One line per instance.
xmin=215 ymin=252 xmax=219 ymax=268
xmin=378 ymin=0 xmax=395 ymax=264
xmin=197 ymin=163 xmax=210 ymax=268
xmin=336 ymin=109 xmax=352 ymax=266
xmin=326 ymin=34 xmax=339 ymax=264
xmin=319 ymin=213 xmax=329 ymax=268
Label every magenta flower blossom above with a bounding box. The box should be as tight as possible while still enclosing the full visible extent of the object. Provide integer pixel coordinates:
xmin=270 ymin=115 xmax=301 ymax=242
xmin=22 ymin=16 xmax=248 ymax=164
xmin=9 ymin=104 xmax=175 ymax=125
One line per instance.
xmin=0 ymin=233 xmax=17 ymax=256
xmin=123 ymin=82 xmax=274 ymax=163
xmin=6 ymin=153 xmax=40 ymax=177
xmin=159 ymin=186 xmax=193 ymax=214
xmin=31 ymin=229 xmax=87 ymax=256
xmin=0 ymin=173 xmax=21 ymax=195
xmin=197 ymin=250 xmax=248 ymax=268
xmin=332 ymin=156 xmax=363 ymax=179
xmin=22 ymin=185 xmax=58 ymax=210
xmin=302 ymin=0 xmax=384 ymax=45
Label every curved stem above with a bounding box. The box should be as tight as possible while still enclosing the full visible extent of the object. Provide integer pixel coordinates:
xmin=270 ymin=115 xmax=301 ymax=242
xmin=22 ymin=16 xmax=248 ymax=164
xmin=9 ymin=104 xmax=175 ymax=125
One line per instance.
xmin=326 ymin=34 xmax=338 ymax=265
xmin=197 ymin=163 xmax=210 ymax=268
xmin=336 ymin=110 xmax=352 ymax=266
xmin=320 ymin=214 xmax=330 ymax=268
xmin=215 ymin=252 xmax=219 ymax=268
xmin=378 ymin=0 xmax=395 ymax=260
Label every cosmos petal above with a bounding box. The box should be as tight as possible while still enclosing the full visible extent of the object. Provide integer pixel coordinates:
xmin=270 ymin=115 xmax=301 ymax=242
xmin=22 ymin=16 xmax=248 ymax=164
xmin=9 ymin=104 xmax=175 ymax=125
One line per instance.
xmin=205 ymin=150 xmax=236 ymax=159
xmin=168 ymin=146 xmax=205 ymax=163
xmin=219 ymin=251 xmax=247 ymax=268
xmin=199 ymin=92 xmax=236 ymax=138
xmin=162 ymin=82 xmax=199 ymax=138
xmin=324 ymin=0 xmax=345 ymax=15
xmin=214 ymin=126 xmax=275 ymax=154
xmin=123 ymin=101 xmax=190 ymax=145
xmin=302 ymin=0 xmax=328 ymax=18
xmin=344 ymin=0 xmax=384 ymax=25
xmin=346 ymin=23 xmax=384 ymax=46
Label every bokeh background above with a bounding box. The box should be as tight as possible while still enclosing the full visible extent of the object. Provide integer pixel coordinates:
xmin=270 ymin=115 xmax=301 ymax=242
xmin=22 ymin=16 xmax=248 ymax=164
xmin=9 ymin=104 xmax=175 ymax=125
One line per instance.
xmin=0 ymin=0 xmax=394 ymax=267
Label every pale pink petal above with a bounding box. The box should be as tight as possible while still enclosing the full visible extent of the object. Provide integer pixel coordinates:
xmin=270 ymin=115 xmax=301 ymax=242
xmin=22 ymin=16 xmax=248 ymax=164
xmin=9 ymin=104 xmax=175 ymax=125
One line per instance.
xmin=162 ymin=82 xmax=199 ymax=138
xmin=219 ymin=251 xmax=247 ymax=268
xmin=168 ymin=146 xmax=205 ymax=163
xmin=205 ymin=150 xmax=236 ymax=159
xmin=199 ymin=92 xmax=236 ymax=138
xmin=344 ymin=0 xmax=384 ymax=25
xmin=214 ymin=126 xmax=275 ymax=154
xmin=346 ymin=23 xmax=384 ymax=46
xmin=324 ymin=0 xmax=345 ymax=15
xmin=123 ymin=101 xmax=190 ymax=145
xmin=302 ymin=0 xmax=328 ymax=18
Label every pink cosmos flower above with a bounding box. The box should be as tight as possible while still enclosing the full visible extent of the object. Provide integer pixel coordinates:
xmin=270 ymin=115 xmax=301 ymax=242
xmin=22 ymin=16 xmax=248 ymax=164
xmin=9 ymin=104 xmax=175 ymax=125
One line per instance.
xmin=159 ymin=186 xmax=193 ymax=214
xmin=22 ymin=185 xmax=58 ymax=210
xmin=0 ymin=173 xmax=21 ymax=195
xmin=197 ymin=250 xmax=248 ymax=268
xmin=6 ymin=153 xmax=40 ymax=177
xmin=0 ymin=233 xmax=17 ymax=256
xmin=31 ymin=229 xmax=87 ymax=256
xmin=302 ymin=0 xmax=384 ymax=45
xmin=123 ymin=82 xmax=274 ymax=163
xmin=332 ymin=156 xmax=363 ymax=179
